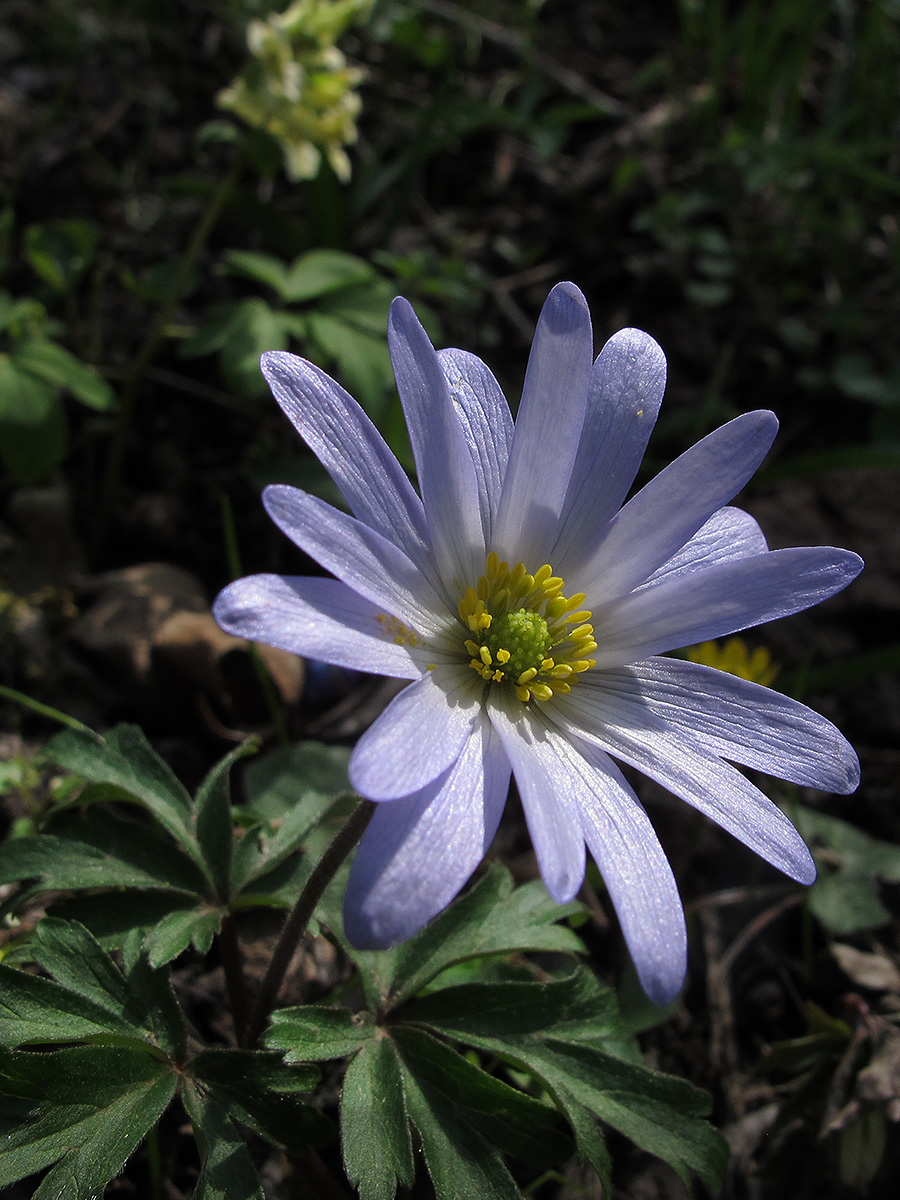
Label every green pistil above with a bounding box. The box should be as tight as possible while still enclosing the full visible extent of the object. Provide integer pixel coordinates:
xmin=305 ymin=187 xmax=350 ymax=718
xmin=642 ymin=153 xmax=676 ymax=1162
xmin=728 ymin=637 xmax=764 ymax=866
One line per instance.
xmin=483 ymin=609 xmax=552 ymax=679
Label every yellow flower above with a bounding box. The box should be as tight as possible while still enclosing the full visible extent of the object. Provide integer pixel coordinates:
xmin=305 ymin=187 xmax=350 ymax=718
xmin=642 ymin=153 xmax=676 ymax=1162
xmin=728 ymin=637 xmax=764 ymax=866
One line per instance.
xmin=218 ymin=0 xmax=372 ymax=182
xmin=686 ymin=636 xmax=779 ymax=686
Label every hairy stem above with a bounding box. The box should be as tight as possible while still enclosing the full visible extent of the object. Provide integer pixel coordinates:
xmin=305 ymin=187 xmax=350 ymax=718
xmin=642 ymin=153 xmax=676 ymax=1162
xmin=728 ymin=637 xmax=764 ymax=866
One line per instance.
xmin=244 ymin=799 xmax=375 ymax=1046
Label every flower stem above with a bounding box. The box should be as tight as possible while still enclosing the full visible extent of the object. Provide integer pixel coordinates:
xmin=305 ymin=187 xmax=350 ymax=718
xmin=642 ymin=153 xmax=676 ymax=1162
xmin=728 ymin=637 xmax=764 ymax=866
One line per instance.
xmin=244 ymin=798 xmax=374 ymax=1046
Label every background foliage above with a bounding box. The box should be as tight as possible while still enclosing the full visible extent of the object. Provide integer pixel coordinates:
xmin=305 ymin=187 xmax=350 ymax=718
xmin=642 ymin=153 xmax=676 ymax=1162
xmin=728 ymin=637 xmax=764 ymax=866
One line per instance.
xmin=1 ymin=0 xmax=899 ymax=1196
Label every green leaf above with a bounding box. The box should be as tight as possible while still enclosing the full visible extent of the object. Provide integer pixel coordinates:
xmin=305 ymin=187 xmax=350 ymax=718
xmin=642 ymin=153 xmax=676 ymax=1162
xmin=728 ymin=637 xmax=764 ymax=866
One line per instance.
xmin=13 ymin=339 xmax=115 ymax=411
xmin=0 ymin=353 xmax=67 ymax=484
xmin=786 ymin=803 xmax=900 ymax=934
xmin=45 ymin=725 xmax=205 ymax=878
xmin=403 ymin=970 xmax=727 ymax=1192
xmin=0 ymin=966 xmax=144 ymax=1049
xmin=281 ymin=249 xmax=375 ymax=304
xmin=243 ymin=741 xmax=352 ymax=822
xmin=222 ymin=249 xmax=292 ymax=297
xmin=144 ymin=904 xmax=224 ymax=966
xmin=396 ymin=1042 xmax=524 ymax=1200
xmin=195 ymin=740 xmax=258 ymax=900
xmin=265 ymin=1006 xmax=375 ymax=1061
xmin=0 ymin=1044 xmax=176 ymax=1196
xmin=395 ymin=1026 xmax=572 ymax=1169
xmin=232 ymin=741 xmax=353 ymax=894
xmin=182 ymin=1081 xmax=265 ymax=1200
xmin=0 ymin=807 xmax=209 ymax=900
xmin=306 ymin=311 xmax=393 ymax=415
xmin=189 ymin=1049 xmax=330 ymax=1153
xmin=217 ymin=298 xmax=291 ymax=399
xmin=341 ymin=1037 xmax=414 ymax=1200
xmin=0 ymin=919 xmax=186 ymax=1057
xmin=353 ymin=865 xmax=584 ymax=1008
xmin=24 ymin=218 xmax=99 ymax=291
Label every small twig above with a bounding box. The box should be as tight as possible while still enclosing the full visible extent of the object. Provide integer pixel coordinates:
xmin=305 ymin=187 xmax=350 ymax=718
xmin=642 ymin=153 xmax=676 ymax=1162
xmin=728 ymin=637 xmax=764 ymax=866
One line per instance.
xmin=244 ymin=800 xmax=375 ymax=1046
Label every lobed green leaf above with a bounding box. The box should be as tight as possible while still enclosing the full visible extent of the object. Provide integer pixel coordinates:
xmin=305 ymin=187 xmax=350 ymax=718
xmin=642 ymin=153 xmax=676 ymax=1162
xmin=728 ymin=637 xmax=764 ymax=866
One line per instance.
xmin=0 ymin=1044 xmax=175 ymax=1197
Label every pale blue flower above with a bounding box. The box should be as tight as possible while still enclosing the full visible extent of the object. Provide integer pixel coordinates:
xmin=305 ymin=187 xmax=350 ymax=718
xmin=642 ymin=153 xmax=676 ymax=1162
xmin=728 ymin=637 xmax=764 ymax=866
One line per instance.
xmin=214 ymin=283 xmax=862 ymax=1004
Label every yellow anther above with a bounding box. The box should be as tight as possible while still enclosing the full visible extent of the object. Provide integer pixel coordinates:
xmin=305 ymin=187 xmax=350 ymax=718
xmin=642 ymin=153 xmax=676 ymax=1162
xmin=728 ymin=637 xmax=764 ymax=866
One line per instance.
xmin=460 ymin=554 xmax=596 ymax=705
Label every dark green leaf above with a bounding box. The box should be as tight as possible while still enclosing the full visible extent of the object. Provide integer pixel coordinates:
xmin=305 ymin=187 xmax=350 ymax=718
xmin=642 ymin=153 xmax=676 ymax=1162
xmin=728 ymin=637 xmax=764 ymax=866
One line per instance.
xmin=265 ymin=1006 xmax=375 ymax=1062
xmin=14 ymin=339 xmax=115 ymax=411
xmin=786 ymin=802 xmax=900 ymax=934
xmin=45 ymin=726 xmax=199 ymax=867
xmin=242 ymin=741 xmax=351 ymax=822
xmin=0 ymin=354 xmax=67 ymax=484
xmin=353 ymin=865 xmax=584 ymax=1008
xmin=144 ymin=904 xmax=224 ymax=966
xmin=24 ymin=218 xmax=99 ymax=291
xmin=0 ymin=919 xmax=185 ymax=1057
xmin=341 ymin=1037 xmax=414 ymax=1200
xmin=183 ymin=1081 xmax=265 ymax=1200
xmin=396 ymin=1045 xmax=523 ymax=1200
xmin=222 ymin=249 xmax=291 ymax=297
xmin=403 ymin=970 xmax=727 ymax=1192
xmin=189 ymin=1049 xmax=331 ymax=1152
xmin=0 ymin=807 xmax=209 ymax=901
xmin=0 ymin=1044 xmax=175 ymax=1196
xmin=0 ymin=967 xmax=143 ymax=1048
xmin=195 ymin=740 xmax=258 ymax=900
xmin=281 ymin=249 xmax=375 ymax=303
xmin=395 ymin=1026 xmax=572 ymax=1168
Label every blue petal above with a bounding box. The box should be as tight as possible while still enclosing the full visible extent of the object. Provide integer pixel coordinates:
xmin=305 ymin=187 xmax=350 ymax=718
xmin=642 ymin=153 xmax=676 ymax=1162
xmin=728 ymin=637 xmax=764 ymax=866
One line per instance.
xmin=213 ymin=575 xmax=421 ymax=679
xmin=555 ymin=689 xmax=817 ymax=884
xmin=349 ymin=667 xmax=483 ymax=800
xmin=388 ymin=299 xmax=486 ymax=591
xmin=553 ymin=327 xmax=666 ymax=571
xmin=261 ymin=351 xmax=432 ymax=572
xmin=438 ymin=347 xmax=513 ymax=545
xmin=627 ymin=658 xmax=860 ymax=793
xmin=591 ymin=546 xmax=864 ymax=668
xmin=488 ymin=695 xmax=586 ymax=903
xmin=263 ymin=484 xmax=448 ymax=634
xmin=570 ymin=410 xmax=779 ymax=601
xmin=493 ymin=282 xmax=593 ymax=567
xmin=343 ymin=717 xmax=510 ymax=948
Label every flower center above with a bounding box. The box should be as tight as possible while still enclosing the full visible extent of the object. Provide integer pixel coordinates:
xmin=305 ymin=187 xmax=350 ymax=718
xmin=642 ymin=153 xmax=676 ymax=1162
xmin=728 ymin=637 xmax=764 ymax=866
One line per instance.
xmin=458 ymin=552 xmax=597 ymax=703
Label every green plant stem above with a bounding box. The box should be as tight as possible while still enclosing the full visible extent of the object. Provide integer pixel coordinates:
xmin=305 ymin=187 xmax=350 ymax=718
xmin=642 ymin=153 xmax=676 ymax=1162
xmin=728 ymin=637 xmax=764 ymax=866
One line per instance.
xmin=96 ymin=151 xmax=243 ymax=545
xmin=0 ymin=684 xmax=98 ymax=736
xmin=244 ymin=799 xmax=374 ymax=1047
xmin=220 ymin=915 xmax=250 ymax=1045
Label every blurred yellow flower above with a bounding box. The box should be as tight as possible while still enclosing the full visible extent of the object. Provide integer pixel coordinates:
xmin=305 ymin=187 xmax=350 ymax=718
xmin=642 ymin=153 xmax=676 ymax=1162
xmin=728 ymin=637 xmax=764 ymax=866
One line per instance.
xmin=218 ymin=0 xmax=372 ymax=182
xmin=686 ymin=636 xmax=780 ymax=687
